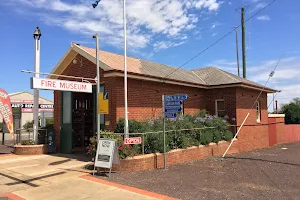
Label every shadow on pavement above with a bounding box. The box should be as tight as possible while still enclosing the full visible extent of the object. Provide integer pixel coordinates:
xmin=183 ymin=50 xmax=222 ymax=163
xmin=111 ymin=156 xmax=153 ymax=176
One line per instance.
xmin=48 ymin=158 xmax=71 ymax=166
xmin=224 ymin=156 xmax=300 ymax=167
xmin=1 ymin=171 xmax=66 ymax=187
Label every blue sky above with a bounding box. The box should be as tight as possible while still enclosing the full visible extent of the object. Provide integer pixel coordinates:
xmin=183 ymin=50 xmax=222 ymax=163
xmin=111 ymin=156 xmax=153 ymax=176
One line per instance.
xmin=0 ymin=0 xmax=299 ymax=110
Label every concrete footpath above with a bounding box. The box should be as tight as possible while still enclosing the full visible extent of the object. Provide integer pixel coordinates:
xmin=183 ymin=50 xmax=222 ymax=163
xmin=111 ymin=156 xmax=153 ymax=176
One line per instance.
xmin=0 ymin=154 xmax=174 ymax=200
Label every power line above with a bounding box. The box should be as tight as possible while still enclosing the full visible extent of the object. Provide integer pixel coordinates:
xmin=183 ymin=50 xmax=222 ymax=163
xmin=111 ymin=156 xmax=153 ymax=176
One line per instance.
xmin=163 ymin=0 xmax=278 ymax=80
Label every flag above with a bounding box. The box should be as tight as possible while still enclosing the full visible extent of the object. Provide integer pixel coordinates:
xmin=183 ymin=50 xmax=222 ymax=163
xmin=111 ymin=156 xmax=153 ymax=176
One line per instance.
xmin=0 ymin=88 xmax=14 ymax=139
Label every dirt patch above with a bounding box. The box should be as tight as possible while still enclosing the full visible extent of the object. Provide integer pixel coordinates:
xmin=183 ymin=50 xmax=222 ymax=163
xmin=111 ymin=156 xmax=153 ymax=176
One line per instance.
xmin=96 ymin=142 xmax=300 ymax=200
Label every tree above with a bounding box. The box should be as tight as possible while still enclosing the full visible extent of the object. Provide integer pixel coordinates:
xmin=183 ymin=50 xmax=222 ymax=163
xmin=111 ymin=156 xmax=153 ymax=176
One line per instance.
xmin=280 ymin=98 xmax=300 ymax=124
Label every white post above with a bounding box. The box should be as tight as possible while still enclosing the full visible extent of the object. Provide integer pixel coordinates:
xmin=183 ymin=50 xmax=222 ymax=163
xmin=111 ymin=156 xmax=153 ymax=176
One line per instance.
xmin=94 ymin=34 xmax=101 ymax=142
xmin=123 ymin=0 xmax=129 ymax=138
xmin=162 ymin=95 xmax=166 ymax=169
xmin=33 ymin=38 xmax=40 ymax=144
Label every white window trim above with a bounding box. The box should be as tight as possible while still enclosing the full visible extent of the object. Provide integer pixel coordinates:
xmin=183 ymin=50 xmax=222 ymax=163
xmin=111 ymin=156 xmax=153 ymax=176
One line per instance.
xmin=256 ymin=101 xmax=261 ymax=123
xmin=215 ymin=99 xmax=225 ymax=117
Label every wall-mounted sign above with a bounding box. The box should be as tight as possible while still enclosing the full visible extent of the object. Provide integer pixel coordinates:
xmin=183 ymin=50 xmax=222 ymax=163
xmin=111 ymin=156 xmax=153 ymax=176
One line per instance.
xmin=98 ymin=92 xmax=109 ymax=114
xmin=11 ymin=100 xmax=44 ymax=104
xmin=124 ymin=137 xmax=142 ymax=144
xmin=11 ymin=104 xmax=54 ymax=113
xmin=31 ymin=77 xmax=93 ymax=93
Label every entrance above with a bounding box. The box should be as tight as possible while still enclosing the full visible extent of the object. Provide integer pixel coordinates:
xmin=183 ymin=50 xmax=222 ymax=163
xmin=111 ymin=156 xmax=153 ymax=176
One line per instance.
xmin=60 ymin=85 xmax=104 ymax=154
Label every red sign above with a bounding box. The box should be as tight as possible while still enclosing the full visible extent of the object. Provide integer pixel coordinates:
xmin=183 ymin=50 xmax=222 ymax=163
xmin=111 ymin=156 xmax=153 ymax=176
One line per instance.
xmin=0 ymin=89 xmax=14 ymax=138
xmin=124 ymin=137 xmax=142 ymax=144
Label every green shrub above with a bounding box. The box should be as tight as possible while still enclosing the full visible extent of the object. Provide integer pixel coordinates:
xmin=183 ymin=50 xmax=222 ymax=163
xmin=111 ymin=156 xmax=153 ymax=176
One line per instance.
xmin=97 ymin=110 xmax=234 ymax=157
xmin=86 ymin=130 xmax=139 ymax=159
xmin=23 ymin=120 xmax=34 ymax=131
xmin=115 ymin=118 xmax=148 ymax=133
xmin=21 ymin=140 xmax=35 ymax=145
xmin=223 ymin=130 xmax=233 ymax=141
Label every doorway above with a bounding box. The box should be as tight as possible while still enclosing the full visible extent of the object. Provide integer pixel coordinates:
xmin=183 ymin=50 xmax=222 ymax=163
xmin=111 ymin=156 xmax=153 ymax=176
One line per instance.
xmin=60 ymin=85 xmax=104 ymax=154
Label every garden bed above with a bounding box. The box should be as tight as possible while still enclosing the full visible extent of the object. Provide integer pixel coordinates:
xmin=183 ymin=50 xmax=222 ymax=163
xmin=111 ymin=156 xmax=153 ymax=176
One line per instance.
xmin=14 ymin=144 xmax=48 ymax=155
xmin=94 ymin=140 xmax=239 ymax=172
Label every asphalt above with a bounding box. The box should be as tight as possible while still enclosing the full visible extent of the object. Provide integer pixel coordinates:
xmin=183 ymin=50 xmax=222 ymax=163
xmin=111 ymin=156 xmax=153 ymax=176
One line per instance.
xmin=98 ymin=142 xmax=300 ymax=200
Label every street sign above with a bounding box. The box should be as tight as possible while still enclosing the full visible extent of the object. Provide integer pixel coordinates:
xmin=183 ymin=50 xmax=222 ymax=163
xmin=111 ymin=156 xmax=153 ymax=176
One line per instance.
xmin=164 ymin=94 xmax=188 ymax=101
xmin=165 ymin=101 xmax=182 ymax=106
xmin=165 ymin=107 xmax=182 ymax=113
xmin=165 ymin=113 xmax=177 ymax=118
xmin=124 ymin=137 xmax=142 ymax=144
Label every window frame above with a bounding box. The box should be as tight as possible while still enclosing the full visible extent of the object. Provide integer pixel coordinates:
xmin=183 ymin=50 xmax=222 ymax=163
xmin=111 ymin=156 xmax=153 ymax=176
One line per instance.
xmin=256 ymin=101 xmax=261 ymax=123
xmin=215 ymin=99 xmax=225 ymax=117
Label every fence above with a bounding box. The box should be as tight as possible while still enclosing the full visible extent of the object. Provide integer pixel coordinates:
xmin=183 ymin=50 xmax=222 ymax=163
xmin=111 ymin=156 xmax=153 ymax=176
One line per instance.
xmin=284 ymin=125 xmax=300 ymax=143
xmin=96 ymin=125 xmax=236 ymax=157
xmin=1 ymin=128 xmax=48 ymax=145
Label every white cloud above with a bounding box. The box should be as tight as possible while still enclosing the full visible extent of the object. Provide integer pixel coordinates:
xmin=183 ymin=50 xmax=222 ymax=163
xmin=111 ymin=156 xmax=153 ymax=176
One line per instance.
xmin=153 ymin=40 xmax=185 ymax=51
xmin=4 ymin=0 xmax=223 ymax=51
xmin=207 ymin=57 xmax=300 ymax=106
xmin=257 ymin=15 xmax=271 ymax=21
xmin=212 ymin=32 xmax=218 ymax=36
xmin=211 ymin=24 xmax=216 ymax=28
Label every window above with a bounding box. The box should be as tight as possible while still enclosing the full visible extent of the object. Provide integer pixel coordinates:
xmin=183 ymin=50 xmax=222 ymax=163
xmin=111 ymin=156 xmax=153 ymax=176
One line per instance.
xmin=215 ymin=100 xmax=225 ymax=117
xmin=256 ymin=101 xmax=261 ymax=123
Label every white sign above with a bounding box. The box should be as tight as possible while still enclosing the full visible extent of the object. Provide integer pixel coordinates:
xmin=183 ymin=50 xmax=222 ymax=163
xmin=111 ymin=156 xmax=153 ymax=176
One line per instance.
xmin=124 ymin=137 xmax=142 ymax=144
xmin=31 ymin=77 xmax=92 ymax=93
xmin=94 ymin=138 xmax=120 ymax=169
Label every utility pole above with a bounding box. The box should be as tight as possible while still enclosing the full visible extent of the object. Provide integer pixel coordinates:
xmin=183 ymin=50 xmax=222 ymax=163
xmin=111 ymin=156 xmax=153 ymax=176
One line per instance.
xmin=234 ymin=26 xmax=240 ymax=77
xmin=241 ymin=7 xmax=246 ymax=78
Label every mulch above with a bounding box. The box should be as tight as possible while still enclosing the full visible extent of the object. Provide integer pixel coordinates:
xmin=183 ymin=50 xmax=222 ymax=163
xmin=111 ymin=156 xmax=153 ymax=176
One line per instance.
xmin=96 ymin=142 xmax=300 ymax=200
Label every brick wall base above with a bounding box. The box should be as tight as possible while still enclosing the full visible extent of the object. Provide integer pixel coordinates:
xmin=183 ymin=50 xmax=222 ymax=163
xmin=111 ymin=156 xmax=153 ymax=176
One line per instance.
xmin=14 ymin=145 xmax=48 ymax=155
xmin=102 ymin=140 xmax=239 ymax=172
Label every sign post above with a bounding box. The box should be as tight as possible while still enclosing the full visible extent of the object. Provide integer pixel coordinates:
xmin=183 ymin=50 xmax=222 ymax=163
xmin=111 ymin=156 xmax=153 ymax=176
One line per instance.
xmin=162 ymin=95 xmax=166 ymax=170
xmin=93 ymin=138 xmax=120 ymax=178
xmin=162 ymin=94 xmax=188 ymax=169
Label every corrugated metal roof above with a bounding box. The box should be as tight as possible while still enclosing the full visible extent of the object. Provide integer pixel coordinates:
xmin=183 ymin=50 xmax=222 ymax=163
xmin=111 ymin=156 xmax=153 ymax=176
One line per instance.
xmin=73 ymin=44 xmax=276 ymax=92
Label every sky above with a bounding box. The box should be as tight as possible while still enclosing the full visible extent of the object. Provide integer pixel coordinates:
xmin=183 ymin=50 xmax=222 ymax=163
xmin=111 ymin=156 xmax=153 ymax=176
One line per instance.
xmin=0 ymin=0 xmax=299 ymax=111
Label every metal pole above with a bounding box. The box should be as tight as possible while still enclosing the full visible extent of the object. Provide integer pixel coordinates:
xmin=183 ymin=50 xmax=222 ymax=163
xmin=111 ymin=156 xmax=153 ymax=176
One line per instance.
xmin=124 ymin=0 xmax=129 ymax=138
xmin=33 ymin=38 xmax=40 ymax=144
xmin=241 ymin=7 xmax=246 ymax=78
xmin=93 ymin=34 xmax=101 ymax=142
xmin=234 ymin=26 xmax=240 ymax=77
xmin=162 ymin=95 xmax=166 ymax=169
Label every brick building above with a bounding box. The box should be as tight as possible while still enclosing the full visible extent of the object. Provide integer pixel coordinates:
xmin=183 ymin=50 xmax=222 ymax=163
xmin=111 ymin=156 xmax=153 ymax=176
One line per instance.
xmin=50 ymin=43 xmax=277 ymax=153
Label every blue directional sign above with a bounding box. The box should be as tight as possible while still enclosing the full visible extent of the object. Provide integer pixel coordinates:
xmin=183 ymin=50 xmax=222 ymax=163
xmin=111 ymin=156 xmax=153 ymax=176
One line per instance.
xmin=164 ymin=94 xmax=188 ymax=102
xmin=165 ymin=113 xmax=177 ymax=118
xmin=165 ymin=101 xmax=182 ymax=106
xmin=165 ymin=107 xmax=182 ymax=113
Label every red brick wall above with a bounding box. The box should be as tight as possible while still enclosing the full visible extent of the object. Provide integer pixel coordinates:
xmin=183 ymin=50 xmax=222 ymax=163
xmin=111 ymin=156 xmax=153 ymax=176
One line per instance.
xmin=110 ymin=140 xmax=240 ymax=172
xmin=235 ymin=88 xmax=269 ymax=151
xmin=205 ymin=88 xmax=237 ymax=122
xmin=111 ymin=77 xmax=205 ymax=127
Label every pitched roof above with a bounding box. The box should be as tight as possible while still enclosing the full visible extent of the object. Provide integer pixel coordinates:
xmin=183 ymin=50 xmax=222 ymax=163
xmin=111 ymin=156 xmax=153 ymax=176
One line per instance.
xmin=50 ymin=43 xmax=277 ymax=93
xmin=79 ymin=45 xmax=207 ymax=85
xmin=9 ymin=91 xmax=54 ymax=103
xmin=191 ymin=67 xmax=272 ymax=89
